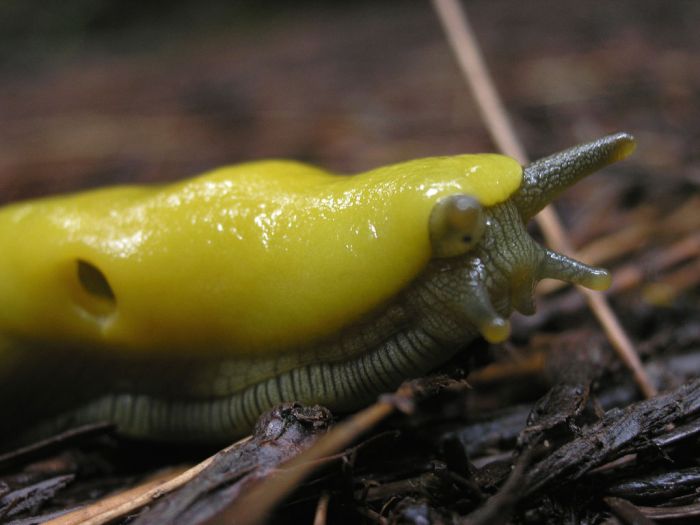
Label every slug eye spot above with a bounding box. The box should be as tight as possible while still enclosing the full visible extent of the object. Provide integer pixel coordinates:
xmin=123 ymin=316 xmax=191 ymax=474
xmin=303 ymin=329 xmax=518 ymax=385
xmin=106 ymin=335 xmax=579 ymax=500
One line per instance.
xmin=73 ymin=259 xmax=116 ymax=317
xmin=430 ymin=195 xmax=485 ymax=258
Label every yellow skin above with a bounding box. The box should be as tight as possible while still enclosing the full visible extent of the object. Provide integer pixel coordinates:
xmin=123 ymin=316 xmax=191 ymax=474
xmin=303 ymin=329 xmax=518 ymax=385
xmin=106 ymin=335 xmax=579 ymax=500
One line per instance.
xmin=0 ymin=133 xmax=635 ymax=445
xmin=0 ymin=155 xmax=519 ymax=356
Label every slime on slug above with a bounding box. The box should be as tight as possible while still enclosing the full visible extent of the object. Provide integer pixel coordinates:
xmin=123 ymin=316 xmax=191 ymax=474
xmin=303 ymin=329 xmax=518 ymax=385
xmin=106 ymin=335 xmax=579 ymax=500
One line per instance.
xmin=0 ymin=133 xmax=634 ymax=444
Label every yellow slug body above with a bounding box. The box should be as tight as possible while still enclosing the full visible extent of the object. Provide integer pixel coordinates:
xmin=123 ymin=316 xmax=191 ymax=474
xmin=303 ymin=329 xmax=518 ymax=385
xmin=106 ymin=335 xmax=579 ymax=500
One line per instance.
xmin=0 ymin=133 xmax=635 ymax=445
xmin=0 ymin=155 xmax=521 ymax=357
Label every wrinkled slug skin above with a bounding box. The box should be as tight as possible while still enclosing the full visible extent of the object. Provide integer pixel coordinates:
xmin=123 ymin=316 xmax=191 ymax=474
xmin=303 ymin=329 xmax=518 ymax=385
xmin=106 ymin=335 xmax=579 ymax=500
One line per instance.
xmin=0 ymin=133 xmax=635 ymax=444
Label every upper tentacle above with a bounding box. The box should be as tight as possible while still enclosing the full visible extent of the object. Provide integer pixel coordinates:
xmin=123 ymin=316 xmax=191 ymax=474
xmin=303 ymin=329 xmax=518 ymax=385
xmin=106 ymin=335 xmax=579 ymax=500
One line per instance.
xmin=513 ymin=132 xmax=636 ymax=220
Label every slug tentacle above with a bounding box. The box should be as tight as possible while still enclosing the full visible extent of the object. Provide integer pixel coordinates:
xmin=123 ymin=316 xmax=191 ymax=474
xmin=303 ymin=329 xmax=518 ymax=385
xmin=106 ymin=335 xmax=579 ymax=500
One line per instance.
xmin=509 ymin=275 xmax=537 ymax=315
xmin=514 ymin=132 xmax=636 ymax=220
xmin=459 ymin=276 xmax=510 ymax=344
xmin=538 ymin=248 xmax=612 ymax=291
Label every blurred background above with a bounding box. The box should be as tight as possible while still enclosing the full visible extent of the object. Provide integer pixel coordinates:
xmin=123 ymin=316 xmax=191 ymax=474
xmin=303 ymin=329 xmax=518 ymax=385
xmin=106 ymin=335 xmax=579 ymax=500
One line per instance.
xmin=1 ymin=4 xmax=699 ymax=521
xmin=0 ymin=0 xmax=697 ymax=211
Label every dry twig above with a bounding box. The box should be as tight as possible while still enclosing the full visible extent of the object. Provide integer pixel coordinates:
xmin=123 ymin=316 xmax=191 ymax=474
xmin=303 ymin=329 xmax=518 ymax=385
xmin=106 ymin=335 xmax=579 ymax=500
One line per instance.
xmin=204 ymin=400 xmax=397 ymax=525
xmin=44 ymin=438 xmax=250 ymax=525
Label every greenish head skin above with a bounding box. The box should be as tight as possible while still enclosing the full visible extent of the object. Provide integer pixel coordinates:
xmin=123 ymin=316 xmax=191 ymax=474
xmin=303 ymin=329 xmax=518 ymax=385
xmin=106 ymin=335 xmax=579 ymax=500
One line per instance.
xmin=1 ymin=133 xmax=635 ymax=446
xmin=422 ymin=133 xmax=635 ymax=344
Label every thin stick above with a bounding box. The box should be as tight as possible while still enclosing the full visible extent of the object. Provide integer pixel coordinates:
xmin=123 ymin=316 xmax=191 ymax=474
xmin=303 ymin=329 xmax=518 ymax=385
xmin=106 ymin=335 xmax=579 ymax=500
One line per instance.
xmin=45 ymin=437 xmax=251 ymax=525
xmin=431 ymin=0 xmax=656 ymax=398
xmin=313 ymin=493 xmax=331 ymax=525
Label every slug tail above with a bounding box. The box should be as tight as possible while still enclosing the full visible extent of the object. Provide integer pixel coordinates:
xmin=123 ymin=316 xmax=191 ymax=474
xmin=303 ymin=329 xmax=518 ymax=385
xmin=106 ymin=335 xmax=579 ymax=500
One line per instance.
xmin=514 ymin=132 xmax=636 ymax=220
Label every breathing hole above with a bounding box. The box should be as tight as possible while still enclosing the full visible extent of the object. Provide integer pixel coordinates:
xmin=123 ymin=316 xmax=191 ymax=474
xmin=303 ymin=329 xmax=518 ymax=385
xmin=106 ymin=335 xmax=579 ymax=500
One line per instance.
xmin=75 ymin=259 xmax=116 ymax=316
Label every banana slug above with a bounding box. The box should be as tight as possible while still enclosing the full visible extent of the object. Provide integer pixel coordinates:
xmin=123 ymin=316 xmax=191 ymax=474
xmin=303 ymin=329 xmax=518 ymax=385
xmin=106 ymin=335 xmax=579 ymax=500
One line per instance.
xmin=0 ymin=133 xmax=635 ymax=445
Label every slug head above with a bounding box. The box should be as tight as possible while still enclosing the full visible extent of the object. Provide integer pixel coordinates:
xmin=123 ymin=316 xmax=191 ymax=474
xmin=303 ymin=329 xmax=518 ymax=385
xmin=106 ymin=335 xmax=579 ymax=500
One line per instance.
xmin=427 ymin=133 xmax=635 ymax=344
